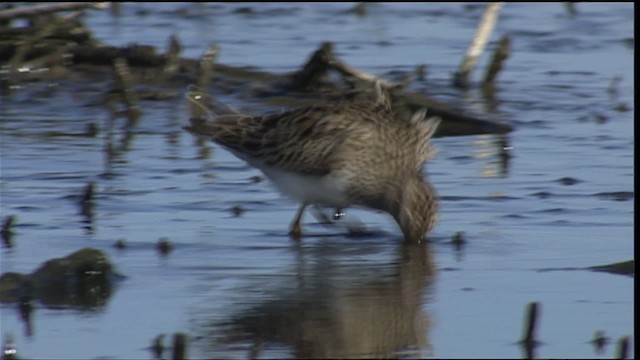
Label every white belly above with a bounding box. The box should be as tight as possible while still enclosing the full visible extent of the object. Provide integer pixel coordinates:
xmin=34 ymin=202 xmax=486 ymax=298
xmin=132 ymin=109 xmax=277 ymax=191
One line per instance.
xmin=261 ymin=168 xmax=349 ymax=207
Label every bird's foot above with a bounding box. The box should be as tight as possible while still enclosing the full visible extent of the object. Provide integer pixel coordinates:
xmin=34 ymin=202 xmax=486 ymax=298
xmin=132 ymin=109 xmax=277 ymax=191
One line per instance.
xmin=288 ymin=224 xmax=302 ymax=241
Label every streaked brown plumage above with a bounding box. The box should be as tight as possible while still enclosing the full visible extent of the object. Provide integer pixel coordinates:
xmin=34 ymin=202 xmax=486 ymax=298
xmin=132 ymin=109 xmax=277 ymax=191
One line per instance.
xmin=184 ymin=81 xmax=440 ymax=242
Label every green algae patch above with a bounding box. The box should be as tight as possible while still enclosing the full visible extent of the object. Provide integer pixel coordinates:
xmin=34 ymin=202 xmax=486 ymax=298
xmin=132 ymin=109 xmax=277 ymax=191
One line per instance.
xmin=0 ymin=248 xmax=124 ymax=309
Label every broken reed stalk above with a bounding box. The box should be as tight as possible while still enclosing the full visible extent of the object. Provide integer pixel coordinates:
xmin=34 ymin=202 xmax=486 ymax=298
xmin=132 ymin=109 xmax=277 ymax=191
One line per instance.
xmin=521 ymin=301 xmax=540 ymax=359
xmin=1 ymin=215 xmax=16 ymax=248
xmin=453 ymin=2 xmax=504 ymax=88
xmin=0 ymin=2 xmax=110 ymax=20
xmin=482 ymin=35 xmax=511 ymax=86
xmin=616 ymin=336 xmax=629 ymax=360
xmin=197 ymin=45 xmax=219 ymax=91
xmin=151 ymin=334 xmax=165 ymax=360
xmin=171 ymin=332 xmax=187 ymax=360
xmin=113 ymin=57 xmax=141 ymax=124
xmin=523 ymin=302 xmax=539 ymax=342
xmin=79 ymin=182 xmax=96 ymax=227
xmin=164 ymin=35 xmax=182 ymax=76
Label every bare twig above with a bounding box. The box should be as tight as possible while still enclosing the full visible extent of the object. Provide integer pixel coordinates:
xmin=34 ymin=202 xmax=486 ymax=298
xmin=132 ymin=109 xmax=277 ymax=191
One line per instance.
xmin=0 ymin=2 xmax=110 ymax=20
xmin=482 ymin=35 xmax=511 ymax=86
xmin=171 ymin=332 xmax=188 ymax=360
xmin=453 ymin=2 xmax=503 ymax=88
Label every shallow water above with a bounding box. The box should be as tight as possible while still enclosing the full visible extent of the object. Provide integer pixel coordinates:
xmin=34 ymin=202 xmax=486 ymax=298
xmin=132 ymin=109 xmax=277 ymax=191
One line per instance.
xmin=0 ymin=3 xmax=634 ymax=359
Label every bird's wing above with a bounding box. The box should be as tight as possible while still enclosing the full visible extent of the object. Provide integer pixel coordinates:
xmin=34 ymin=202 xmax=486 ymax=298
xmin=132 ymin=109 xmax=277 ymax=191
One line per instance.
xmin=185 ymin=105 xmax=353 ymax=175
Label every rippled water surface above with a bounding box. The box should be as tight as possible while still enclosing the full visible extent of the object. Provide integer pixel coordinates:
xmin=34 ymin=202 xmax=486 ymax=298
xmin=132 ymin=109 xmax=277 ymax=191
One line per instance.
xmin=0 ymin=3 xmax=634 ymax=359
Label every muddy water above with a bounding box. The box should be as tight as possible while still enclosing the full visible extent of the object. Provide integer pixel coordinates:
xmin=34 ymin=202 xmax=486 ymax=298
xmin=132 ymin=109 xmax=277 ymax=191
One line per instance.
xmin=0 ymin=3 xmax=633 ymax=359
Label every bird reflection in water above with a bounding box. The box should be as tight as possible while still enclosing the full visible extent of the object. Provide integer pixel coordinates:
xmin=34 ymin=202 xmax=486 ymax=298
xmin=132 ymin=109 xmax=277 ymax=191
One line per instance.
xmin=196 ymin=241 xmax=436 ymax=358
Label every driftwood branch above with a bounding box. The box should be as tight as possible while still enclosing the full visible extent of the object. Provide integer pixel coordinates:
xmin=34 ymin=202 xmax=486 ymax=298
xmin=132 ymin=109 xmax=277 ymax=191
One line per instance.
xmin=284 ymin=42 xmax=513 ymax=137
xmin=0 ymin=2 xmax=110 ymax=20
xmin=2 ymin=14 xmax=513 ymax=139
xmin=329 ymin=56 xmax=394 ymax=88
xmin=288 ymin=42 xmax=335 ymax=91
xmin=289 ymin=41 xmax=394 ymax=91
xmin=453 ymin=2 xmax=503 ymax=88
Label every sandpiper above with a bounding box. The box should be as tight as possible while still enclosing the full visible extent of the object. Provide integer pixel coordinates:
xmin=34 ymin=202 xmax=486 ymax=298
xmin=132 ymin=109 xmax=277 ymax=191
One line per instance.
xmin=184 ymin=81 xmax=440 ymax=242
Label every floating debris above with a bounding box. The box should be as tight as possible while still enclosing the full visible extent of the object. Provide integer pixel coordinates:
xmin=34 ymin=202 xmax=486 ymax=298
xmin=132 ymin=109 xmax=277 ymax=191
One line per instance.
xmin=157 ymin=237 xmax=174 ymax=256
xmin=588 ymin=260 xmax=634 ymax=277
xmin=613 ymin=102 xmax=630 ymax=112
xmin=113 ymin=238 xmax=128 ymax=250
xmin=451 ymin=231 xmax=466 ymax=250
xmin=229 ymin=205 xmax=244 ymax=217
xmin=84 ymin=122 xmax=99 ymax=137
xmin=556 ymin=177 xmax=581 ymax=186
xmin=595 ymin=191 xmax=634 ymax=202
xmin=451 ymin=231 xmax=466 ymax=261
xmin=232 ymin=6 xmax=254 ymax=15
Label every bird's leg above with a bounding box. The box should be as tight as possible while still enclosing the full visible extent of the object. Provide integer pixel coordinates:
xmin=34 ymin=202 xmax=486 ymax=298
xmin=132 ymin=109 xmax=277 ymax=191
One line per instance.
xmin=289 ymin=203 xmax=308 ymax=240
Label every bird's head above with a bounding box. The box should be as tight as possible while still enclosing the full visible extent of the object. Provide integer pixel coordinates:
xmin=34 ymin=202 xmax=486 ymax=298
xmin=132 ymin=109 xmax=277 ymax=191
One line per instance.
xmin=393 ymin=174 xmax=439 ymax=243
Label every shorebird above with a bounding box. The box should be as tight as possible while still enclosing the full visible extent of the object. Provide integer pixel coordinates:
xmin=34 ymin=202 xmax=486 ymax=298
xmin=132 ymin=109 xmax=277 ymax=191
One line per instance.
xmin=184 ymin=81 xmax=440 ymax=242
